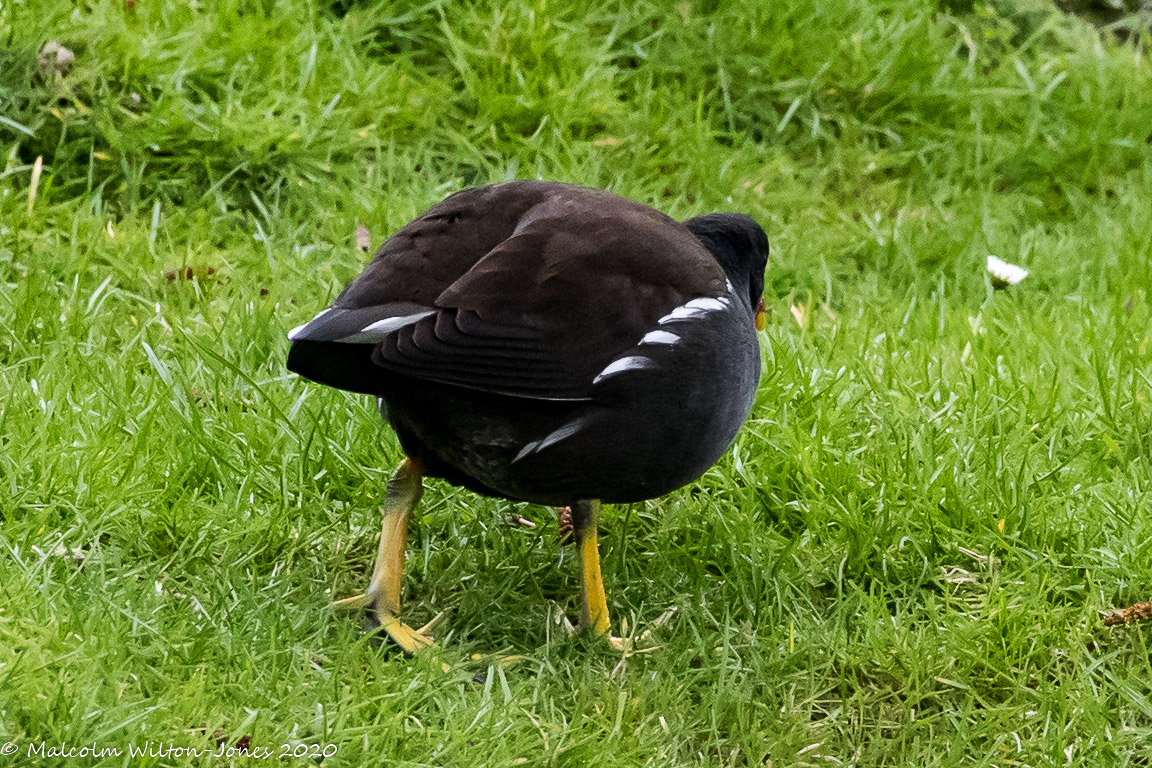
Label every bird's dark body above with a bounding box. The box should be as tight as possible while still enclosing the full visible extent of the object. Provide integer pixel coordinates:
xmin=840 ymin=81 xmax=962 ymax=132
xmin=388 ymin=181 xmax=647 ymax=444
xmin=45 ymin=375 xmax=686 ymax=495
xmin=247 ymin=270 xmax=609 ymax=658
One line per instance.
xmin=377 ymin=294 xmax=757 ymax=505
xmin=287 ymin=181 xmax=767 ymax=507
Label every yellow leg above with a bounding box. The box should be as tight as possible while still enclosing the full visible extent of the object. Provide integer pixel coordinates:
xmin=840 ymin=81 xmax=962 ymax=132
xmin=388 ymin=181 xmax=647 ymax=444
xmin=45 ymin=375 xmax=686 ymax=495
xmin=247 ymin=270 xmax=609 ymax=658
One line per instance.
xmin=559 ymin=500 xmax=669 ymax=653
xmin=331 ymin=458 xmax=443 ymax=652
xmin=571 ymin=500 xmax=611 ymax=636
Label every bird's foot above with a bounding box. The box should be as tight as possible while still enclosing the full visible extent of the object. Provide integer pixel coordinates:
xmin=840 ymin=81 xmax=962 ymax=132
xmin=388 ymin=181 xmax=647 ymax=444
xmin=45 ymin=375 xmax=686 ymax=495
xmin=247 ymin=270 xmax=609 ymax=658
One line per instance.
xmin=376 ymin=612 xmax=440 ymax=652
xmin=552 ymin=605 xmax=676 ymax=654
xmin=331 ymin=592 xmax=447 ymax=653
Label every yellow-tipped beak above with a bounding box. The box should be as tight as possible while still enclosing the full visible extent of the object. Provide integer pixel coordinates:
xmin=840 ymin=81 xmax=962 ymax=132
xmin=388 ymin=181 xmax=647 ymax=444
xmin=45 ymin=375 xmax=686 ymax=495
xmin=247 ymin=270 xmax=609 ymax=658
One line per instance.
xmin=755 ymin=297 xmax=766 ymax=331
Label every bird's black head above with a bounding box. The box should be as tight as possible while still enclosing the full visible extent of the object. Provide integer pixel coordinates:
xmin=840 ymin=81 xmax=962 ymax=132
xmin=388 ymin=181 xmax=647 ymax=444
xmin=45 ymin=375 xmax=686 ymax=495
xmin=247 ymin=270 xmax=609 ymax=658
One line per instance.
xmin=683 ymin=213 xmax=769 ymax=316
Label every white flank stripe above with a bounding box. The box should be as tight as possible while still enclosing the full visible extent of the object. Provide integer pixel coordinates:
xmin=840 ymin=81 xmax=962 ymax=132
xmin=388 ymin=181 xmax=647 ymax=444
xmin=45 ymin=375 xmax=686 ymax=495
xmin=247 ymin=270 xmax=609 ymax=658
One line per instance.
xmin=593 ymin=355 xmax=656 ymax=384
xmin=656 ymin=295 xmax=728 ymax=325
xmin=512 ymin=441 xmax=540 ymax=463
xmin=512 ymin=419 xmax=585 ymax=463
xmin=536 ymin=420 xmax=585 ymax=452
xmin=658 ymin=305 xmax=709 ymax=324
xmin=640 ymin=330 xmax=680 ymax=345
xmin=683 ymin=297 xmax=726 ymax=312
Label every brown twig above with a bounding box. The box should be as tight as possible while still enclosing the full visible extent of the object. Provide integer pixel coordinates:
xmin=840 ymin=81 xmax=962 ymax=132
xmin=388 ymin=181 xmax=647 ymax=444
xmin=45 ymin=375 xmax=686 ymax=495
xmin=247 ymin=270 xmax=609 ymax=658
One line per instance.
xmin=1103 ymin=600 xmax=1152 ymax=627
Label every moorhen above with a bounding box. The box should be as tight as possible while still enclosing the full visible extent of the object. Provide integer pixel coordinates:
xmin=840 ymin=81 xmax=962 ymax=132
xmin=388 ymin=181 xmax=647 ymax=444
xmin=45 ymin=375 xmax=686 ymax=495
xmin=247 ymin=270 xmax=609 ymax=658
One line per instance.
xmin=288 ymin=181 xmax=768 ymax=650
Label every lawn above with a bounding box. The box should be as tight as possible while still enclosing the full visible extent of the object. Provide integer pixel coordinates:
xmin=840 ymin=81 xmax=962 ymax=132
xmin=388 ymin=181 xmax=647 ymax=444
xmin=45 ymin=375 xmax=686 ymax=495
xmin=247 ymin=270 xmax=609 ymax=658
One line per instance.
xmin=3 ymin=0 xmax=1152 ymax=765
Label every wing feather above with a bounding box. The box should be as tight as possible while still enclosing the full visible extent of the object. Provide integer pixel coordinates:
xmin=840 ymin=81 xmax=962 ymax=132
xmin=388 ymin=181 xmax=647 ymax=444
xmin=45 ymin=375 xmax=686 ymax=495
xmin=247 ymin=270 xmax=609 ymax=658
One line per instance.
xmin=288 ymin=181 xmax=725 ymax=400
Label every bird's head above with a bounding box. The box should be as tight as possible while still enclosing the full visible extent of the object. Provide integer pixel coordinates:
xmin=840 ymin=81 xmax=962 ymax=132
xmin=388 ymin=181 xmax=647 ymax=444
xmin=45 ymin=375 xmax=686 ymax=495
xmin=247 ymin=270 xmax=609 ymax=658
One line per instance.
xmin=683 ymin=213 xmax=769 ymax=330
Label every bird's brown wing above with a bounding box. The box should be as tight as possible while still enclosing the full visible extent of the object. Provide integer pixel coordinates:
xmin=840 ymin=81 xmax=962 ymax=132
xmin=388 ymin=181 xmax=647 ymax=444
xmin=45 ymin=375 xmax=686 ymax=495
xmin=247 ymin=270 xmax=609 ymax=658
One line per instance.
xmin=290 ymin=181 xmax=726 ymax=400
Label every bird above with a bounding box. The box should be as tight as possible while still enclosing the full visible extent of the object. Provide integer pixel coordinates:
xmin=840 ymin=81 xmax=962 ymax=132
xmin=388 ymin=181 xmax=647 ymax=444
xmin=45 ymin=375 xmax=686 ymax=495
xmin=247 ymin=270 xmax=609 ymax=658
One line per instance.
xmin=287 ymin=180 xmax=768 ymax=651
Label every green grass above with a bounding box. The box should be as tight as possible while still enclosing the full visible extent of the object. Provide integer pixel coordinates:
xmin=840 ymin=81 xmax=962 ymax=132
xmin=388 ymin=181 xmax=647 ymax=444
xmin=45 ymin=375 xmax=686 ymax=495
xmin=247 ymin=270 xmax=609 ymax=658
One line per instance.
xmin=3 ymin=0 xmax=1152 ymax=765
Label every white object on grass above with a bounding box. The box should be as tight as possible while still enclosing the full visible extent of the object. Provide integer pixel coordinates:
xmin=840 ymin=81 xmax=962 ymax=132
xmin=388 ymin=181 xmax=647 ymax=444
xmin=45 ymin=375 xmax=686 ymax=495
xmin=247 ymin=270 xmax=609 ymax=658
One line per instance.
xmin=987 ymin=255 xmax=1029 ymax=287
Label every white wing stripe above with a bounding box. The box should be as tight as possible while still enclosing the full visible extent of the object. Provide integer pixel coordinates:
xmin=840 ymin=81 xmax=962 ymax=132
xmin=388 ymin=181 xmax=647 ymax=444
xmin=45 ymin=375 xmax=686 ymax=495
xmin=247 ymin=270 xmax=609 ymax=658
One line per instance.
xmin=287 ymin=308 xmax=333 ymax=340
xmin=358 ymin=311 xmax=435 ymax=336
xmin=338 ymin=311 xmax=435 ymax=343
xmin=593 ymin=355 xmax=656 ymax=384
